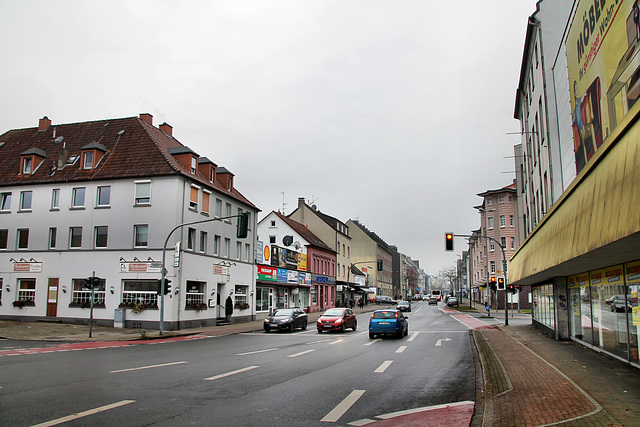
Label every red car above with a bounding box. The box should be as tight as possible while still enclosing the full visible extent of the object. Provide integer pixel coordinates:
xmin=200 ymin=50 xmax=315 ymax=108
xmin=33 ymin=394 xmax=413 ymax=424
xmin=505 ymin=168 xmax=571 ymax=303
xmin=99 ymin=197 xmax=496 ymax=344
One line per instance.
xmin=317 ymin=308 xmax=357 ymax=333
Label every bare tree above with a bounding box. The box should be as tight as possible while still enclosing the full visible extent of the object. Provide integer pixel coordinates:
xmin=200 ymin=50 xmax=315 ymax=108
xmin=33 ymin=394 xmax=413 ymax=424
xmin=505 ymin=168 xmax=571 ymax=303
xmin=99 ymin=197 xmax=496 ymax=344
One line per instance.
xmin=441 ymin=265 xmax=457 ymax=293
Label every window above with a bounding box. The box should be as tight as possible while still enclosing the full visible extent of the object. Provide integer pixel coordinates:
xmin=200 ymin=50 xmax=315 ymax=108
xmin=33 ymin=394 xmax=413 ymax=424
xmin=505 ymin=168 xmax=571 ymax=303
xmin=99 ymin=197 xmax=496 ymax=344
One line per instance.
xmin=224 ymin=238 xmax=230 ymax=257
xmin=499 ymin=215 xmax=506 ymax=228
xmin=510 ymin=237 xmax=515 ymax=250
xmin=18 ymin=278 xmax=36 ymax=303
xmin=200 ymin=231 xmax=207 ymax=253
xmin=225 ymin=202 xmax=232 ymax=219
xmin=122 ymin=280 xmax=158 ymax=307
xmin=97 ymin=186 xmax=111 ymax=207
xmin=134 ymin=181 xmax=151 ymax=205
xmin=134 ymin=225 xmax=148 ymax=247
xmin=187 ymin=228 xmax=196 ymax=250
xmin=83 ymin=151 xmax=94 ymax=169
xmin=214 ymin=235 xmax=220 ymax=255
xmin=510 ymin=215 xmax=514 ymax=227
xmin=71 ymin=187 xmax=85 ymax=208
xmin=94 ymin=226 xmax=108 ymax=248
xmin=49 ymin=227 xmax=56 ymax=249
xmin=185 ymin=281 xmax=206 ymax=307
xmin=487 ymin=198 xmax=493 ymax=206
xmin=22 ymin=157 xmax=33 ymax=174
xmin=189 ymin=186 xmax=199 ymax=210
xmin=0 ymin=229 xmax=7 ymax=249
xmin=235 ymin=285 xmax=248 ymax=305
xmin=501 ymin=237 xmax=507 ymax=249
xmin=202 ymin=191 xmax=210 ymax=215
xmin=490 ymin=261 xmax=496 ymax=273
xmin=488 ymin=217 xmax=494 ymax=229
xmin=72 ymin=278 xmax=105 ymax=306
xmin=245 ymin=243 xmax=251 ymax=262
xmin=236 ymin=242 xmax=242 ymax=260
xmin=489 ymin=241 xmax=495 ymax=252
xmin=1 ymin=193 xmax=11 ymax=211
xmin=191 ymin=156 xmax=197 ymax=174
xmin=215 ymin=199 xmax=222 ymax=217
xmin=17 ymin=229 xmax=29 ymax=249
xmin=70 ymin=227 xmax=82 ymax=248
xmin=269 ymin=236 xmax=276 ymax=244
xmin=498 ymin=196 xmax=505 ymax=204
xmin=51 ymin=189 xmax=60 ymax=210
xmin=270 ymin=220 xmax=276 ymax=227
xmin=20 ymin=191 xmax=32 ymax=211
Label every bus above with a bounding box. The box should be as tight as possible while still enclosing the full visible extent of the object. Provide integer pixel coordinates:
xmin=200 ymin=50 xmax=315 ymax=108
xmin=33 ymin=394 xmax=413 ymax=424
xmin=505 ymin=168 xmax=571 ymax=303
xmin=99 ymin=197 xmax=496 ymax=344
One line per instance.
xmin=431 ymin=290 xmax=442 ymax=301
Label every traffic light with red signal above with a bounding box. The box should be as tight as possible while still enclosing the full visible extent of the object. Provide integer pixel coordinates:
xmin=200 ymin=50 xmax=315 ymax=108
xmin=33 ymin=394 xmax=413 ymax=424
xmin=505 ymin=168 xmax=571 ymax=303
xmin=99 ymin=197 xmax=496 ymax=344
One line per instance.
xmin=445 ymin=233 xmax=454 ymax=251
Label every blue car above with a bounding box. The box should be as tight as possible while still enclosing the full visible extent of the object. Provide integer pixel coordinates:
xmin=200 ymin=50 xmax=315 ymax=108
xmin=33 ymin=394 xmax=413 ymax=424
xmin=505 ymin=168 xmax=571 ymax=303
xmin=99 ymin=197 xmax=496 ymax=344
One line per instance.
xmin=369 ymin=309 xmax=408 ymax=339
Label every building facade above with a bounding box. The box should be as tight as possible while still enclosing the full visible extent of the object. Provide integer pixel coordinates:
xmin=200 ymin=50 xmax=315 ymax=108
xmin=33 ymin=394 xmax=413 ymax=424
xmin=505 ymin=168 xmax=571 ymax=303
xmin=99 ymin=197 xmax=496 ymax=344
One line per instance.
xmin=0 ymin=114 xmax=259 ymax=330
xmin=346 ymin=220 xmax=393 ymax=298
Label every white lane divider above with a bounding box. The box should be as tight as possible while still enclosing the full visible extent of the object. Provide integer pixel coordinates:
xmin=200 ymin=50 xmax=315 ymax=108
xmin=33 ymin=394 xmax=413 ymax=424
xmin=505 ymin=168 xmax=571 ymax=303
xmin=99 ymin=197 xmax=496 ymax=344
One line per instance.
xmin=407 ymin=331 xmax=419 ymax=342
xmin=374 ymin=360 xmax=393 ymax=373
xmin=321 ymin=389 xmax=366 ymax=423
xmin=395 ymin=346 xmax=407 ymax=353
xmin=204 ymin=365 xmax=259 ymax=381
xmin=237 ymin=348 xmax=278 ymax=356
xmin=31 ymin=400 xmax=135 ymax=427
xmin=110 ymin=361 xmax=187 ymax=373
xmin=329 ymin=339 xmax=344 ymax=345
xmin=364 ymin=339 xmax=381 ymax=346
xmin=287 ymin=349 xmax=315 ymax=358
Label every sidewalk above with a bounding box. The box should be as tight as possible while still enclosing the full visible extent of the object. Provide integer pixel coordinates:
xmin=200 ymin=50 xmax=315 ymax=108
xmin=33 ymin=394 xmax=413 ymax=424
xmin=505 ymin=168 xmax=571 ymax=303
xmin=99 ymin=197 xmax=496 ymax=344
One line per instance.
xmin=2 ymin=303 xmax=640 ymax=426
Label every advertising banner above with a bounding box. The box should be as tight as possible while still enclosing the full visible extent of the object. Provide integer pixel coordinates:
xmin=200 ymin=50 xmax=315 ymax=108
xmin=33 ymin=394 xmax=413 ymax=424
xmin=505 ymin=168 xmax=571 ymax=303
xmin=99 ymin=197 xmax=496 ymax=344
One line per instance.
xmin=566 ymin=0 xmax=639 ymax=173
xmin=257 ymin=265 xmax=277 ymax=282
xmin=297 ymin=253 xmax=307 ymax=272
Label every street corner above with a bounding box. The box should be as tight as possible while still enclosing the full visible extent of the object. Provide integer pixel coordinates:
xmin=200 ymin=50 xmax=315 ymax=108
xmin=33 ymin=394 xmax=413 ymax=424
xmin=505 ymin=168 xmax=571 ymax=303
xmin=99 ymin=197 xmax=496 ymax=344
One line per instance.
xmin=348 ymin=401 xmax=475 ymax=426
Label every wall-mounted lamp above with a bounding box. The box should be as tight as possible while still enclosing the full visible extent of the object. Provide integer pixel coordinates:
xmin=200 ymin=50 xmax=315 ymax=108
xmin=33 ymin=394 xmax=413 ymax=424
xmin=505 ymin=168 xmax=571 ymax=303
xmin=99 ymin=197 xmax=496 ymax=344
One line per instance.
xmin=29 ymin=258 xmax=37 ymax=262
xmin=9 ymin=258 xmax=17 ymax=263
xmin=61 ymin=285 xmax=67 ymax=293
xmin=250 ymin=291 xmax=254 ymax=296
xmin=174 ymin=287 xmax=180 ymax=295
xmin=5 ymin=285 xmax=10 ymax=292
xmin=147 ymin=257 xmax=154 ymax=262
xmin=19 ymin=258 xmax=26 ymax=262
xmin=133 ymin=257 xmax=140 ymax=262
xmin=119 ymin=257 xmax=126 ymax=262
xmin=229 ymin=290 xmax=234 ymax=295
xmin=110 ymin=286 xmax=115 ymax=294
xmin=210 ymin=289 xmax=216 ymax=296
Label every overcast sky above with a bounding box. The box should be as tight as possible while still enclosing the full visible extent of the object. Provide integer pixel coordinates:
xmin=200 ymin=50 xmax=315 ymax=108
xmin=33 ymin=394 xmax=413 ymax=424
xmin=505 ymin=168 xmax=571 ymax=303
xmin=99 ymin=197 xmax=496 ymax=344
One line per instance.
xmin=0 ymin=0 xmax=539 ymax=276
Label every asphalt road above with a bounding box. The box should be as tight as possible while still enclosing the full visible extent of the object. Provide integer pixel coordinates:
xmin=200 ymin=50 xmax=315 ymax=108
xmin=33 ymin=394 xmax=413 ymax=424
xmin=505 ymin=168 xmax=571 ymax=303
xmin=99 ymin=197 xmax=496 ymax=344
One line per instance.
xmin=0 ymin=302 xmax=476 ymax=426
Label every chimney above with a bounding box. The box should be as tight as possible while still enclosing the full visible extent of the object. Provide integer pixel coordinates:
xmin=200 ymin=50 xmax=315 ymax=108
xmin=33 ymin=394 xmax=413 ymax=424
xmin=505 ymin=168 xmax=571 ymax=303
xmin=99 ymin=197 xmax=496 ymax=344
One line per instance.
xmin=39 ymin=116 xmax=51 ymax=131
xmin=58 ymin=143 xmax=68 ymax=168
xmin=139 ymin=113 xmax=153 ymax=126
xmin=298 ymin=197 xmax=305 ymax=208
xmin=159 ymin=122 xmax=173 ymax=136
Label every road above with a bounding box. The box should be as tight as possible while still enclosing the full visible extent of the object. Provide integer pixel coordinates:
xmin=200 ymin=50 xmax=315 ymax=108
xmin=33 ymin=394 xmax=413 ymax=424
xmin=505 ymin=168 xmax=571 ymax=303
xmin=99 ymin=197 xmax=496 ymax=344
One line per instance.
xmin=0 ymin=301 xmax=478 ymax=426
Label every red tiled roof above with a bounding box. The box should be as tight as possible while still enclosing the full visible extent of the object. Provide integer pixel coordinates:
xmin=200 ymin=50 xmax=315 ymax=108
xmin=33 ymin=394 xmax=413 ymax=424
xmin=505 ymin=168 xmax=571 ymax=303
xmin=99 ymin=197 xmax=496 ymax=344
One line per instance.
xmin=0 ymin=115 xmax=257 ymax=210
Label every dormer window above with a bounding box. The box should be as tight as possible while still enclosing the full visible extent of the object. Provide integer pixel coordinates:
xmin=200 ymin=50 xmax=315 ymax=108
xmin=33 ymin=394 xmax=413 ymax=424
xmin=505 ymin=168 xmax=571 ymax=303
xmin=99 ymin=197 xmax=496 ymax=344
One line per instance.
xmin=210 ymin=167 xmax=215 ymax=183
xmin=83 ymin=151 xmax=94 ymax=169
xmin=22 ymin=158 xmax=32 ymax=174
xmin=20 ymin=148 xmax=47 ymax=175
xmin=191 ymin=157 xmax=197 ymax=174
xmin=80 ymin=142 xmax=107 ymax=170
xmin=227 ymin=176 xmax=233 ymax=191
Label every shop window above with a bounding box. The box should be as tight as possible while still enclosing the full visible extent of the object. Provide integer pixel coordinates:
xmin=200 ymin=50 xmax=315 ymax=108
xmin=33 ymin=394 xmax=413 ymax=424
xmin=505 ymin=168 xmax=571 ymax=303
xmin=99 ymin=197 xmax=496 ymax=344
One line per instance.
xmin=71 ymin=278 xmax=105 ymax=307
xmin=185 ymin=281 xmax=206 ymax=309
xmin=17 ymin=278 xmax=36 ymax=304
xmin=121 ymin=280 xmax=158 ymax=308
xmin=235 ymin=285 xmax=248 ymax=307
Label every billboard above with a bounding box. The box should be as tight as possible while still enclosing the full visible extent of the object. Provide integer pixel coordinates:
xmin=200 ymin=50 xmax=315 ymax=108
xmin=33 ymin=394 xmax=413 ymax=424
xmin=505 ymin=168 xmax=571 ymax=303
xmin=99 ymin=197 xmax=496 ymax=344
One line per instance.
xmin=566 ymin=0 xmax=640 ymax=173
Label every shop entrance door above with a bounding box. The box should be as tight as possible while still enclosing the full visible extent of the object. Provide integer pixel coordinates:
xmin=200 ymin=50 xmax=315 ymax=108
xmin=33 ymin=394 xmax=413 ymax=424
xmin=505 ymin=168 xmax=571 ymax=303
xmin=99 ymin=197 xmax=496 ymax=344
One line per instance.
xmin=47 ymin=278 xmax=59 ymax=317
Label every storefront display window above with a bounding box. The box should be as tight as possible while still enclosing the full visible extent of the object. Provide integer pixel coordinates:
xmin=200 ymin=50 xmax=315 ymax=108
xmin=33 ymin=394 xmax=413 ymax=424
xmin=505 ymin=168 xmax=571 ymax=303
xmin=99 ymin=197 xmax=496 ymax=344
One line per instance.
xmin=532 ymin=283 xmax=555 ymax=330
xmin=256 ymin=287 xmax=271 ymax=312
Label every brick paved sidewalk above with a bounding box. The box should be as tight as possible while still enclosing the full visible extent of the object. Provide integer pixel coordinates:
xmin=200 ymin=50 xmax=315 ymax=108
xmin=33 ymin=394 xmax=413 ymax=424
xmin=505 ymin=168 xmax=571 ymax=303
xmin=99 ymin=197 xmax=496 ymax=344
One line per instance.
xmin=474 ymin=325 xmax=639 ymax=426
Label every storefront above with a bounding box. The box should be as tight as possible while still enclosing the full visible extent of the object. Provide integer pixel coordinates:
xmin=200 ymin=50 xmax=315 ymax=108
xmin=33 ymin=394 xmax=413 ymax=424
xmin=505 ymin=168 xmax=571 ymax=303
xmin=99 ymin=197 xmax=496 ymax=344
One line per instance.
xmin=255 ymin=265 xmax=312 ymax=317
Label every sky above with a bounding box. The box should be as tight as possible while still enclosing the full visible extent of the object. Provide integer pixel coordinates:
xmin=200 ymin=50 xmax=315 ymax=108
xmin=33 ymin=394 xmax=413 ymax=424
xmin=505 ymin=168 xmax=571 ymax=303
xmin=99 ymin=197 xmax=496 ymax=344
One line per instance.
xmin=0 ymin=0 xmax=540 ymax=276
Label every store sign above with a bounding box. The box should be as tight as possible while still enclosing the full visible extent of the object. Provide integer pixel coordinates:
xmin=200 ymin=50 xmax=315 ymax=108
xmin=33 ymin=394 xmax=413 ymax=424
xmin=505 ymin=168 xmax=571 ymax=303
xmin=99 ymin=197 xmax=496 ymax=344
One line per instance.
xmin=257 ymin=265 xmax=277 ymax=282
xmin=13 ymin=263 xmax=43 ymax=272
xmin=120 ymin=262 xmax=163 ymax=273
xmin=299 ymin=272 xmax=311 ymax=285
xmin=214 ymin=265 xmax=230 ymax=275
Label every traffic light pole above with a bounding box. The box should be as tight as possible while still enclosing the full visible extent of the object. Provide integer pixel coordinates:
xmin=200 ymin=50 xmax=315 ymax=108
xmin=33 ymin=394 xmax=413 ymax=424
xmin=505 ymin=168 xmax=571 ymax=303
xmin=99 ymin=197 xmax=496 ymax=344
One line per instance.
xmin=160 ymin=214 xmax=247 ymax=335
xmin=450 ymin=234 xmax=509 ymax=326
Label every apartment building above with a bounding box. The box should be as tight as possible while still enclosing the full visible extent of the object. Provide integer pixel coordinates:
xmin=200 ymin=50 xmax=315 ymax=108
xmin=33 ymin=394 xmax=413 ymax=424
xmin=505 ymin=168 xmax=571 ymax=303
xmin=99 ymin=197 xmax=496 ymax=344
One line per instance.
xmin=346 ymin=220 xmax=393 ymax=298
xmin=0 ymin=114 xmax=258 ymax=330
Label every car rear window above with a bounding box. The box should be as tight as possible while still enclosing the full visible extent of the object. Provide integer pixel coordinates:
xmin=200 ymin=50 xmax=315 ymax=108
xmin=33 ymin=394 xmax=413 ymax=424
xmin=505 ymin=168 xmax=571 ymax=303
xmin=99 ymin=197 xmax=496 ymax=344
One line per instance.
xmin=373 ymin=311 xmax=397 ymax=319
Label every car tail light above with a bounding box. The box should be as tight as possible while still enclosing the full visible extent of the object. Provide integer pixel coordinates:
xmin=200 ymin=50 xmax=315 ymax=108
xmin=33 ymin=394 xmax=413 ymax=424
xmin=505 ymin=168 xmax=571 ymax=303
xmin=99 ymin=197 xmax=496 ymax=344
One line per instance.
xmin=394 ymin=312 xmax=398 ymax=318
xmin=371 ymin=313 xmax=375 ymax=319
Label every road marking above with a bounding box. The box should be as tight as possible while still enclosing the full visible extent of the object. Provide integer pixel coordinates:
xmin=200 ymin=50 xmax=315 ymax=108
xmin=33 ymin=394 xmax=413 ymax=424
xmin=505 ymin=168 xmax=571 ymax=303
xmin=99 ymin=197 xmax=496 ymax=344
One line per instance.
xmin=435 ymin=338 xmax=452 ymax=346
xmin=407 ymin=332 xmax=419 ymax=342
xmin=395 ymin=346 xmax=407 ymax=353
xmin=110 ymin=361 xmax=187 ymax=373
xmin=287 ymin=349 xmax=315 ymax=358
xmin=237 ymin=348 xmax=278 ymax=356
xmin=31 ymin=400 xmax=136 ymax=427
xmin=374 ymin=360 xmax=393 ymax=373
xmin=376 ymin=400 xmax=475 ymax=419
xmin=364 ymin=339 xmax=381 ymax=346
xmin=329 ymin=339 xmax=344 ymax=345
xmin=306 ymin=339 xmax=331 ymax=345
xmin=321 ymin=389 xmax=366 ymax=422
xmin=204 ymin=365 xmax=259 ymax=381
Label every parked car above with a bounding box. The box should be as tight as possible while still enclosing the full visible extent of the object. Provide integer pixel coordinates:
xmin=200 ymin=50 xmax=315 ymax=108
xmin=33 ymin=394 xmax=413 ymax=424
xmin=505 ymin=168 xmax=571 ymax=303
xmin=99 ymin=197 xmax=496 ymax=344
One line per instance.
xmin=397 ymin=300 xmax=412 ymax=312
xmin=369 ymin=309 xmax=408 ymax=338
xmin=447 ymin=297 xmax=459 ymax=307
xmin=422 ymin=295 xmax=430 ymax=301
xmin=609 ymin=295 xmax=631 ymax=312
xmin=375 ymin=296 xmax=398 ymax=305
xmin=317 ymin=308 xmax=357 ymax=333
xmin=428 ymin=295 xmax=438 ymax=305
xmin=264 ymin=308 xmax=308 ymax=332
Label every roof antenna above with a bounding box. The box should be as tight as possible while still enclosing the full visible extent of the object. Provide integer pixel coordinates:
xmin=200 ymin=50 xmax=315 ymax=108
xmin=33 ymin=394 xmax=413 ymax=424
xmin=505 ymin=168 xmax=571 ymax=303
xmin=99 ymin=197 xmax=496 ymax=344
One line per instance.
xmin=279 ymin=191 xmax=287 ymax=214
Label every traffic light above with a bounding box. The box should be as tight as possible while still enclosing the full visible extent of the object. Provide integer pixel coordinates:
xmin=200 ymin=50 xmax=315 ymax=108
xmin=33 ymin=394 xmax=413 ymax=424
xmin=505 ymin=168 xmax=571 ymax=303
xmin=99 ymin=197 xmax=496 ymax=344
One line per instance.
xmin=236 ymin=212 xmax=250 ymax=238
xmin=164 ymin=279 xmax=172 ymax=295
xmin=84 ymin=277 xmax=101 ymax=289
xmin=489 ymin=276 xmax=497 ymax=290
xmin=445 ymin=233 xmax=454 ymax=251
xmin=497 ymin=277 xmax=505 ymax=290
xmin=377 ymin=259 xmax=383 ymax=271
xmin=157 ymin=279 xmax=162 ymax=295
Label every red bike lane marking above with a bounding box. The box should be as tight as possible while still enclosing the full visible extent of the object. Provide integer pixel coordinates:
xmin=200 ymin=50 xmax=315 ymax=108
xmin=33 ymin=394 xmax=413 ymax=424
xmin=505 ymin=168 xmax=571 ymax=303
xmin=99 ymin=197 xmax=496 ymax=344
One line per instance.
xmin=353 ymin=400 xmax=475 ymax=426
xmin=449 ymin=312 xmax=494 ymax=330
xmin=0 ymin=335 xmax=209 ymax=357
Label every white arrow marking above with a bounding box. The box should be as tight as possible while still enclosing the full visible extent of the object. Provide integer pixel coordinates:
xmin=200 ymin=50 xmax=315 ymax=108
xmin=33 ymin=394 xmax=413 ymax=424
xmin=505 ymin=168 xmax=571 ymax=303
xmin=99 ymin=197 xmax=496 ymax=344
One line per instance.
xmin=435 ymin=338 xmax=452 ymax=346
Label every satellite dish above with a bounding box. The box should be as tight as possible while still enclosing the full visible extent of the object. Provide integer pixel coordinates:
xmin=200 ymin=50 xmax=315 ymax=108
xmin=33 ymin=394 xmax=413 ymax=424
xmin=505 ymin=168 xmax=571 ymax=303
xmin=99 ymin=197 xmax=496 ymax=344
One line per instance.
xmin=294 ymin=241 xmax=301 ymax=250
xmin=282 ymin=235 xmax=294 ymax=246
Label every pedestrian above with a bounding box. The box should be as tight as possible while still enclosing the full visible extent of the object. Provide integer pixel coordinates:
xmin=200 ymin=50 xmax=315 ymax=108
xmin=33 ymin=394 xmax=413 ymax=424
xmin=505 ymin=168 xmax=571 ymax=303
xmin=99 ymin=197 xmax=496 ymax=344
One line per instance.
xmin=359 ymin=298 xmax=364 ymax=309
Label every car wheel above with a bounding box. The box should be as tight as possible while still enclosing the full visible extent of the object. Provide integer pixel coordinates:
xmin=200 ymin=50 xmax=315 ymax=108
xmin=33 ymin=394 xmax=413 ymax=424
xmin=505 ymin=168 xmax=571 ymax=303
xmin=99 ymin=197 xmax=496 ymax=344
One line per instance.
xmin=404 ymin=326 xmax=409 ymax=337
xmin=397 ymin=329 xmax=403 ymax=338
xmin=302 ymin=321 xmax=307 ymax=331
xmin=369 ymin=332 xmax=375 ymax=339
xmin=289 ymin=322 xmax=295 ymax=333
xmin=352 ymin=321 xmax=357 ymax=331
xmin=264 ymin=328 xmax=270 ymax=333
xmin=317 ymin=329 xmax=322 ymax=333
xmin=341 ymin=323 xmax=346 ymax=333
